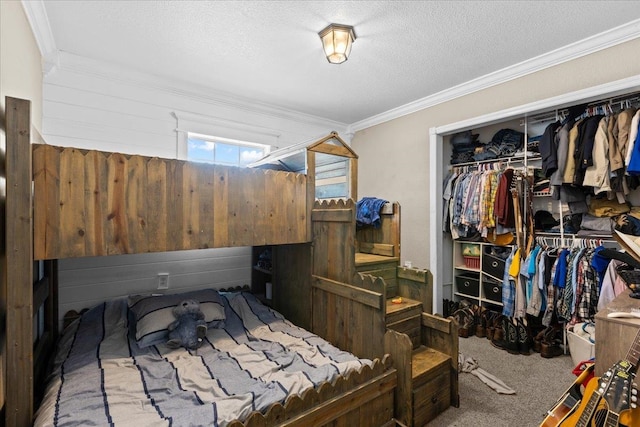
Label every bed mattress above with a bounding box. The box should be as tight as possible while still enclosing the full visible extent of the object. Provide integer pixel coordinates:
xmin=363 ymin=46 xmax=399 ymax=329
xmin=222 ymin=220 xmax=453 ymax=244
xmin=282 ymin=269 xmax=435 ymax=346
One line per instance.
xmin=34 ymin=292 xmax=371 ymax=427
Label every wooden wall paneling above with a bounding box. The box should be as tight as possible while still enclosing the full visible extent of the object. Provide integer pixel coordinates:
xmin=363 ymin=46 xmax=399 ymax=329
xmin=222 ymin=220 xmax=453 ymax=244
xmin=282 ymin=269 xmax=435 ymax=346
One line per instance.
xmin=283 ymin=172 xmax=297 ymax=244
xmin=421 ymin=313 xmax=460 ymax=407
xmin=32 ymin=145 xmax=46 ymax=259
xmin=196 ymin=164 xmax=215 ymax=249
xmin=311 ymin=209 xmax=328 ymax=279
xmin=127 ymin=155 xmax=148 ymax=254
xmin=239 ymin=168 xmax=257 ymax=245
xmin=84 ymin=150 xmax=108 ymax=256
xmin=146 ymin=157 xmax=168 ymax=252
xmin=60 ymin=148 xmax=87 ymax=257
xmin=228 ymin=167 xmax=252 ymax=247
xmin=273 ymin=243 xmax=311 ymax=330
xmin=384 ymin=330 xmax=413 ymax=427
xmin=182 ymin=162 xmax=200 ymax=250
xmin=349 ymin=157 xmax=357 ymax=203
xmin=263 ymin=170 xmax=278 ymax=244
xmin=213 ymin=165 xmax=230 ymax=248
xmin=306 ymin=150 xmax=315 ymax=242
xmin=251 ymin=169 xmax=266 ymax=246
xmin=351 ymin=273 xmax=387 ymax=359
xmin=295 ymin=173 xmax=307 ymax=243
xmin=106 ymin=152 xmax=129 ymax=255
xmin=356 ymin=202 xmax=400 ymax=260
xmin=6 ymin=96 xmax=34 ymax=426
xmin=397 ymin=267 xmax=433 ymax=314
xmin=166 ymin=160 xmax=184 ymax=252
xmin=268 ymin=173 xmax=289 ymax=244
xmin=33 ymin=146 xmax=310 ymax=258
xmin=311 ymin=199 xmax=355 ymax=283
xmin=311 ymin=275 xmax=385 ymax=359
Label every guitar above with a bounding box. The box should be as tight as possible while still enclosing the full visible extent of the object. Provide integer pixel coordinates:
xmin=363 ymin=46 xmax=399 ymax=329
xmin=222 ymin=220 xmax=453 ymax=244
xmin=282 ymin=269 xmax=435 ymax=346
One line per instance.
xmin=546 ymin=327 xmax=640 ymax=427
xmin=594 ymin=359 xmax=640 ymax=427
xmin=540 ymin=363 xmax=595 ymax=427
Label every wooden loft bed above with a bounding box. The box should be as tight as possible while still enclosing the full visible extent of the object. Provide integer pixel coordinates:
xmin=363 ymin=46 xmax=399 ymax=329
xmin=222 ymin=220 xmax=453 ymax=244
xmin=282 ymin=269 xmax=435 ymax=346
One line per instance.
xmin=3 ymin=97 xmax=457 ymax=426
xmin=3 ymin=98 xmax=392 ymax=427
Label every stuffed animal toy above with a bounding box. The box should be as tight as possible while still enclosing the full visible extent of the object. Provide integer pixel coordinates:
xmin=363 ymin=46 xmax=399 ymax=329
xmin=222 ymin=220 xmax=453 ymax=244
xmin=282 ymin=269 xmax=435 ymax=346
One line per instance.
xmin=166 ymin=299 xmax=208 ymax=350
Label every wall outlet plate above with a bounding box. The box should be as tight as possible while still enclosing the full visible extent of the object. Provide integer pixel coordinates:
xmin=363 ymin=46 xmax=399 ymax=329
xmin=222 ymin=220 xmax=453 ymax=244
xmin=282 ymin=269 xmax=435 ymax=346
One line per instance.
xmin=157 ymin=273 xmax=169 ymax=290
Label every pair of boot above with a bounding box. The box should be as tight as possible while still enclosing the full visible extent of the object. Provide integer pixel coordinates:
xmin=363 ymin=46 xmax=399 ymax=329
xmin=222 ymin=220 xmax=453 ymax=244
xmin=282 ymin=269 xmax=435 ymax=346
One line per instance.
xmin=491 ymin=316 xmax=532 ymax=355
xmin=533 ymin=325 xmax=564 ymax=358
xmin=483 ymin=310 xmax=502 ymax=342
xmin=443 ymin=299 xmax=460 ymax=318
xmin=453 ymin=306 xmax=476 ymax=338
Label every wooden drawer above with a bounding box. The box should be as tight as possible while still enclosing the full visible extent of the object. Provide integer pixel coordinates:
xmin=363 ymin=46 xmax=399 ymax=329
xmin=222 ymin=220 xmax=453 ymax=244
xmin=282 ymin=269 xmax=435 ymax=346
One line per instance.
xmin=386 ymin=298 xmax=422 ymax=349
xmin=412 ymin=366 xmax=451 ymax=426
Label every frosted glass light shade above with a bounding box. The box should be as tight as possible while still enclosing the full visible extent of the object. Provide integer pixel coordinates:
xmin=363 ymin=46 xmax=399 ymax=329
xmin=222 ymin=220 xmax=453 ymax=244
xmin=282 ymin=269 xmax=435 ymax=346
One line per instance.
xmin=318 ymin=24 xmax=356 ymax=64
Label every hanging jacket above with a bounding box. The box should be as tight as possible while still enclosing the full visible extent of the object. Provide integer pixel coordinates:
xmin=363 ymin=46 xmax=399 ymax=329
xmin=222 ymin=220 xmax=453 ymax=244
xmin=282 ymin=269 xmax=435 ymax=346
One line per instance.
xmin=540 ymin=121 xmax=562 ymax=177
xmin=494 ymin=169 xmax=515 ymax=228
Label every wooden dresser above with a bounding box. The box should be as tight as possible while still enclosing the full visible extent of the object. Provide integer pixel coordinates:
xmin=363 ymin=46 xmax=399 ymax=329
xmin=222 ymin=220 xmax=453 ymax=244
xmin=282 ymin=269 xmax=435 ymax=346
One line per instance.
xmin=594 ymin=288 xmax=640 ymax=376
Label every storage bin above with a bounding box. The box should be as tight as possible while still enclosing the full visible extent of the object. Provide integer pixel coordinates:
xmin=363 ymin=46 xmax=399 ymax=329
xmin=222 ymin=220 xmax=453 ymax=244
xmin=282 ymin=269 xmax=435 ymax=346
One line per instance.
xmin=482 ymin=246 xmax=507 ymax=280
xmin=461 ymin=243 xmax=480 ymax=257
xmin=567 ymin=323 xmax=595 ymax=367
xmin=455 ymin=273 xmax=480 ymax=296
xmin=463 ymin=256 xmax=480 ymax=269
xmin=482 ymin=275 xmax=502 ymax=303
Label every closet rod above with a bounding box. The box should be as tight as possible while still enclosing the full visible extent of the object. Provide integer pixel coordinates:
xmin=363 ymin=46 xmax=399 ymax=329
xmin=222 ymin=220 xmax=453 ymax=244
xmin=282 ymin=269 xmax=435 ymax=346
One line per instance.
xmin=450 ymin=153 xmax=541 ymax=169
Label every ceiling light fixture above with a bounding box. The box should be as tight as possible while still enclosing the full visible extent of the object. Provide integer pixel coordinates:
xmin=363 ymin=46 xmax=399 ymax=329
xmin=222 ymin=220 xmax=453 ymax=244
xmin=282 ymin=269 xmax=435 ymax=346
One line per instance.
xmin=318 ymin=23 xmax=356 ymax=64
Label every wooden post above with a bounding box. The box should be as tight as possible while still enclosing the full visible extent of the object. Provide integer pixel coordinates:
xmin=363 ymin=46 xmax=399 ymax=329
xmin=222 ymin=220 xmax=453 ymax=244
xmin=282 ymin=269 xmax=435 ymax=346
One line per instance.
xmin=5 ymin=97 xmax=34 ymax=426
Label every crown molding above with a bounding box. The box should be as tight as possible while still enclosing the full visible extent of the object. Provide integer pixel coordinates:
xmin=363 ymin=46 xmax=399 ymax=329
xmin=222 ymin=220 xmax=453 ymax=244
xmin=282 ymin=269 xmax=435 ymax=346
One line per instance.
xmin=20 ymin=0 xmax=59 ymax=75
xmin=50 ymin=51 xmax=349 ymax=134
xmin=349 ymin=19 xmax=640 ymax=133
xmin=434 ymin=74 xmax=640 ymax=135
xmin=21 ymin=0 xmax=346 ymax=131
xmin=21 ymin=0 xmax=55 ymax=55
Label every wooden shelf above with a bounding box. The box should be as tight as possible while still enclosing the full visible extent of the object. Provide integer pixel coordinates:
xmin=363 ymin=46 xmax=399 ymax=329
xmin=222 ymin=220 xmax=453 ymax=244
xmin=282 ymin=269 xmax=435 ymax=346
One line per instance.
xmin=253 ymin=266 xmax=272 ymax=275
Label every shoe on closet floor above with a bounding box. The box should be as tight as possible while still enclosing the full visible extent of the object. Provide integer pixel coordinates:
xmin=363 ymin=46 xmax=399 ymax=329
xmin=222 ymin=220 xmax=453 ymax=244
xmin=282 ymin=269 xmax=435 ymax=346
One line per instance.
xmin=540 ymin=327 xmax=564 ymax=358
xmin=504 ymin=317 xmax=520 ymax=355
xmin=491 ymin=316 xmax=518 ymax=354
xmin=475 ymin=306 xmax=487 ymax=338
xmin=540 ymin=341 xmax=564 ymax=358
xmin=516 ymin=318 xmax=532 ymax=355
xmin=453 ymin=307 xmax=475 ymax=338
xmin=532 ymin=328 xmax=547 ymax=353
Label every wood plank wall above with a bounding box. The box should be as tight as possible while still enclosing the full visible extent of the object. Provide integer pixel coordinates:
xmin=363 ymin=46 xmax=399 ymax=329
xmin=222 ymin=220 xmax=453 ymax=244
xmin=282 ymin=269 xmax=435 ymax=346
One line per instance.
xmin=310 ymin=199 xmax=387 ymax=360
xmin=311 ymin=199 xmax=355 ymax=283
xmin=33 ymin=144 xmax=309 ymax=260
xmin=356 ymin=202 xmax=400 ymax=258
xmin=5 ymin=97 xmax=34 ymax=427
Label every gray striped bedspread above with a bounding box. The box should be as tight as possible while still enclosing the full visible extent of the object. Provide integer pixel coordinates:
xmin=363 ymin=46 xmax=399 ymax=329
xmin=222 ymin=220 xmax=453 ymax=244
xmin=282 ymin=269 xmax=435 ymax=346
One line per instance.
xmin=35 ymin=292 xmax=371 ymax=427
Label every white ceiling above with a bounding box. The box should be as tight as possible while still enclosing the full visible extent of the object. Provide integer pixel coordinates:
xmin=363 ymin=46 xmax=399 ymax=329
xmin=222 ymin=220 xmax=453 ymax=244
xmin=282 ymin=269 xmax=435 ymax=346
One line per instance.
xmin=39 ymin=1 xmax=640 ymax=125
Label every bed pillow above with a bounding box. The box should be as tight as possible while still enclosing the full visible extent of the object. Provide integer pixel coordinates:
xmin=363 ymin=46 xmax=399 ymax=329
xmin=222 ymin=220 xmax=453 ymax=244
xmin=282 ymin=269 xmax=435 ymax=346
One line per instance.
xmin=128 ymin=289 xmax=226 ymax=348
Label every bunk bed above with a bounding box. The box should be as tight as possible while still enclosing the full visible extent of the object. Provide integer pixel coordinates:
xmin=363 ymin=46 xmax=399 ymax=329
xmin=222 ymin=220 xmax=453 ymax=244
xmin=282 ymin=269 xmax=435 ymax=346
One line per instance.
xmin=2 ymin=97 xmax=457 ymax=427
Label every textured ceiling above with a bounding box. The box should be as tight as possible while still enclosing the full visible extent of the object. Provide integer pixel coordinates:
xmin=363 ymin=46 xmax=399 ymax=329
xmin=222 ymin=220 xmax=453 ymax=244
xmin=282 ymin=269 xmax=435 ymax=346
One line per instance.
xmin=42 ymin=1 xmax=640 ymax=124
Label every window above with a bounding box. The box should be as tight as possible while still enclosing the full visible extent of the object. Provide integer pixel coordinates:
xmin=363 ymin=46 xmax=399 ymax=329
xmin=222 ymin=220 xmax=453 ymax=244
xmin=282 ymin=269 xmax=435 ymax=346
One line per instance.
xmin=187 ymin=133 xmax=270 ymax=167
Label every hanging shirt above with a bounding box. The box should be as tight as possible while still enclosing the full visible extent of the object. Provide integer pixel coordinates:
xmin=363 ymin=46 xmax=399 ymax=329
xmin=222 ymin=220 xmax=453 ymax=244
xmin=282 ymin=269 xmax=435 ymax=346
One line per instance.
xmin=626 ymin=111 xmax=640 ymax=174
xmin=597 ymin=259 xmax=627 ymax=311
xmin=502 ymin=246 xmax=517 ymax=318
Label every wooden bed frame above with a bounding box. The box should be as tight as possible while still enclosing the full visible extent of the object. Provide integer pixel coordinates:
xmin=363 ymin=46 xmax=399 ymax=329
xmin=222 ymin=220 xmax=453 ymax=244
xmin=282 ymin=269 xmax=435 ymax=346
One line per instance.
xmin=2 ymin=96 xmax=457 ymax=427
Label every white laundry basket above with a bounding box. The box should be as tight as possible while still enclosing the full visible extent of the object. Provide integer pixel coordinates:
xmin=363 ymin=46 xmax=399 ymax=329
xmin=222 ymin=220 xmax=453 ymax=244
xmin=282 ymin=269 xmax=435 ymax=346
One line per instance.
xmin=567 ymin=322 xmax=595 ymax=367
